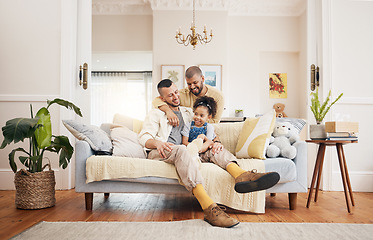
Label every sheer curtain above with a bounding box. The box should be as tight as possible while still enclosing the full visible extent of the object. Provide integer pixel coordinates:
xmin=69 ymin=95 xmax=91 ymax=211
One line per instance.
xmin=91 ymin=71 xmax=152 ymax=126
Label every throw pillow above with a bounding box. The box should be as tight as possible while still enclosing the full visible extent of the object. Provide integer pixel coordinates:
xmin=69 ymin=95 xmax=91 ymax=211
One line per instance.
xmin=112 ymin=113 xmax=143 ymax=134
xmin=235 ymin=110 xmax=276 ymax=159
xmin=111 ymin=125 xmax=146 ymax=159
xmin=276 ymin=117 xmax=306 ymax=134
xmin=62 ymin=120 xmax=112 ymax=154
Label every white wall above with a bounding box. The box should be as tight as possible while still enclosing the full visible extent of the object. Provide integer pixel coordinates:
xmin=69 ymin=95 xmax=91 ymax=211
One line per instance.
xmin=92 ymin=15 xmax=153 ymax=51
xmin=321 ymin=0 xmax=373 ymax=192
xmin=227 ymin=16 xmax=306 ymax=118
xmin=92 ymin=12 xmax=306 ymax=118
xmin=0 ymin=0 xmax=64 ymax=189
xmin=152 ymin=10 xmax=228 ymax=103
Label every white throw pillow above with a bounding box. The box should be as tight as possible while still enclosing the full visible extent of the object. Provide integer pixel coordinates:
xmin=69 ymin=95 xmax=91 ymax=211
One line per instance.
xmin=111 ymin=125 xmax=146 ymax=159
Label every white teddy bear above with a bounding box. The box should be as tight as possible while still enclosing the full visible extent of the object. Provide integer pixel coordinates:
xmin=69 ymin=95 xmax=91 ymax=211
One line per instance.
xmin=266 ymin=122 xmax=299 ymax=159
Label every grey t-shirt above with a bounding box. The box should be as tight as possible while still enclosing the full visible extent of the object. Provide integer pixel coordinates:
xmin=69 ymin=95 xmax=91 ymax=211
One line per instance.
xmin=167 ymin=110 xmax=185 ymax=145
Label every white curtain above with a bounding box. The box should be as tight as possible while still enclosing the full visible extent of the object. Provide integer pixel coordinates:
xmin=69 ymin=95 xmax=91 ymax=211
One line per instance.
xmin=91 ymin=71 xmax=152 ymax=126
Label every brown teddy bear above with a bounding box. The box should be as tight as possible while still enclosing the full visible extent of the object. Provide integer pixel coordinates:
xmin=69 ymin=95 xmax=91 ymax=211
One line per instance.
xmin=273 ymin=103 xmax=288 ymax=118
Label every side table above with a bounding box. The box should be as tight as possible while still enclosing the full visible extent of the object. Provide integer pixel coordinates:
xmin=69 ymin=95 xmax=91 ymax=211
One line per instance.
xmin=305 ymin=139 xmax=358 ymax=213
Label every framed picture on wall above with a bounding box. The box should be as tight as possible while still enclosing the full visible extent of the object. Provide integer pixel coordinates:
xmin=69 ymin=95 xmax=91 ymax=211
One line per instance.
xmin=161 ymin=65 xmax=185 ymax=89
xmin=269 ymin=73 xmax=287 ymax=98
xmin=199 ymin=64 xmax=222 ymax=91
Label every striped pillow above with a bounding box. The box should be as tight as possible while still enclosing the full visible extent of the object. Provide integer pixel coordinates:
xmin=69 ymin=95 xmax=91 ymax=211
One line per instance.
xmin=235 ymin=110 xmax=276 ymax=159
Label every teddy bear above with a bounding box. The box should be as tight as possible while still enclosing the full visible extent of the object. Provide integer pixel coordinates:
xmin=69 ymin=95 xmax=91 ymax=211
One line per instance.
xmin=273 ymin=103 xmax=288 ymax=118
xmin=266 ymin=121 xmax=299 ymax=159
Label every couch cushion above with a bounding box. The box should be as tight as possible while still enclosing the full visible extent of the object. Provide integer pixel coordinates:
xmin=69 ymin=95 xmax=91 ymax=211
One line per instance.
xmin=263 ymin=158 xmax=297 ymax=183
xmin=235 ymin=110 xmax=276 ymax=159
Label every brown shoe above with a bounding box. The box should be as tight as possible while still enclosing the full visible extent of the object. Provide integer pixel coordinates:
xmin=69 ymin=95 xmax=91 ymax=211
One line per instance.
xmin=203 ymin=203 xmax=239 ymax=228
xmin=234 ymin=169 xmax=280 ymax=193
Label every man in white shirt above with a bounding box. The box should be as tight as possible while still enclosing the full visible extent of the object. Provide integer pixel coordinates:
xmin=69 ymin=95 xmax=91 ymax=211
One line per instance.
xmin=139 ymin=79 xmax=280 ymax=228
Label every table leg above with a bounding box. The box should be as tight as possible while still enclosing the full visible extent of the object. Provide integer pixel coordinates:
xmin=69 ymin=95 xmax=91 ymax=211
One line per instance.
xmin=314 ymin=151 xmax=326 ymax=202
xmin=336 ymin=144 xmax=351 ymax=213
xmin=340 ymin=144 xmax=355 ymax=206
xmin=307 ymin=143 xmax=326 ymax=208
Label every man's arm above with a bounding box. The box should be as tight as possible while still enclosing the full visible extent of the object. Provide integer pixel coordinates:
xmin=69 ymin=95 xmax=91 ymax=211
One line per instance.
xmin=145 ymin=138 xmax=174 ymax=159
xmin=152 ymin=96 xmax=179 ymax=126
xmin=182 ymin=136 xmax=189 ymax=146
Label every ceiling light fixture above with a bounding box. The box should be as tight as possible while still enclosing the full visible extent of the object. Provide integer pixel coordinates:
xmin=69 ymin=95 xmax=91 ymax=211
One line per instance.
xmin=175 ymin=0 xmax=213 ymax=49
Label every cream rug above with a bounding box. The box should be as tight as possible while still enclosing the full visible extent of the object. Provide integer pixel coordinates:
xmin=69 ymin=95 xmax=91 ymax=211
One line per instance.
xmin=12 ymin=220 xmax=373 ymax=240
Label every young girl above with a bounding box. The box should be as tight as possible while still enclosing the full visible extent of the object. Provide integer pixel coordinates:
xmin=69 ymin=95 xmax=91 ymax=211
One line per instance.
xmin=182 ymin=96 xmax=217 ymax=153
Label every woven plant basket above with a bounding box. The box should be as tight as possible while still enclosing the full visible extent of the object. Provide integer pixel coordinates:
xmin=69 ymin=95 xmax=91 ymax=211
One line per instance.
xmin=14 ymin=167 xmax=56 ymax=209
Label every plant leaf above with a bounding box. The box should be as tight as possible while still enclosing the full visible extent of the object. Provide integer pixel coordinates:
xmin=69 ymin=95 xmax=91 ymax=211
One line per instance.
xmin=47 ymin=135 xmax=73 ymax=169
xmin=310 ymin=87 xmax=343 ymax=123
xmin=35 ymin=107 xmax=52 ymax=149
xmin=47 ymin=98 xmax=83 ymax=117
xmin=0 ymin=118 xmax=39 ymax=149
xmin=9 ymin=147 xmax=30 ymax=173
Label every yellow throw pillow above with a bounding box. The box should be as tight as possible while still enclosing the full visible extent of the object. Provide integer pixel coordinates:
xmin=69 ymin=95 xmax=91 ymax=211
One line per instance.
xmin=112 ymin=113 xmax=143 ymax=134
xmin=235 ymin=110 xmax=276 ymax=159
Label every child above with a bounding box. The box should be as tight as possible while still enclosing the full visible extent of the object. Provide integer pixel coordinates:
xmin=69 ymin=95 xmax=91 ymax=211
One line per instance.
xmin=182 ymin=96 xmax=217 ymax=153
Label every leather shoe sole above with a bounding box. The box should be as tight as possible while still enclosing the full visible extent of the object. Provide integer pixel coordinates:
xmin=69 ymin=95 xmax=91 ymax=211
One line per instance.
xmin=234 ymin=172 xmax=280 ymax=193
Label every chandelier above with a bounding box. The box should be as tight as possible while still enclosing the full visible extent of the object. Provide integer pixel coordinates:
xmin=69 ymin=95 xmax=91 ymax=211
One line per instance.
xmin=175 ymin=0 xmax=213 ymax=49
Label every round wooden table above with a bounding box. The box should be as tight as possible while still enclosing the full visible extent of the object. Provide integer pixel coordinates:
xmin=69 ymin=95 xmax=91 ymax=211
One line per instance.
xmin=305 ymin=139 xmax=358 ymax=213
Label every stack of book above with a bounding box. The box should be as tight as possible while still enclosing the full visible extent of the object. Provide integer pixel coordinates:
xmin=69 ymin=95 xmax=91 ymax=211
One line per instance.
xmin=325 ymin=121 xmax=359 ymax=141
xmin=326 ymin=132 xmax=358 ymax=141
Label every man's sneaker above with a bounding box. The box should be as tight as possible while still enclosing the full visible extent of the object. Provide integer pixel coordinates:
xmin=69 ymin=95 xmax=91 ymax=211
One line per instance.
xmin=203 ymin=203 xmax=240 ymax=228
xmin=234 ymin=169 xmax=280 ymax=193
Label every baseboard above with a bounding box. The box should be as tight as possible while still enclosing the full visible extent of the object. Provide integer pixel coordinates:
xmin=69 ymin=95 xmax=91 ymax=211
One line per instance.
xmin=0 ymin=169 xmax=16 ymax=190
xmin=330 ymin=171 xmax=373 ymax=192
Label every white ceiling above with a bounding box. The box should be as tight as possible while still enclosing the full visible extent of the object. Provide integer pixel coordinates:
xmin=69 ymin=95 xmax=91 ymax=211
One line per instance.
xmin=93 ymin=0 xmax=307 ymax=16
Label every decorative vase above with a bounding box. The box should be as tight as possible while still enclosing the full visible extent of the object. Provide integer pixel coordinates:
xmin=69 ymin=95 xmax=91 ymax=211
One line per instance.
xmin=309 ymin=124 xmax=327 ymax=140
xmin=235 ymin=111 xmax=243 ymax=118
xmin=14 ymin=169 xmax=56 ymax=209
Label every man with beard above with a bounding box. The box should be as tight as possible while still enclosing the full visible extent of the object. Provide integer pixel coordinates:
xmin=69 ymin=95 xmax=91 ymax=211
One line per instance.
xmin=153 ymin=66 xmax=224 ymax=126
xmin=139 ymin=79 xmax=280 ymax=228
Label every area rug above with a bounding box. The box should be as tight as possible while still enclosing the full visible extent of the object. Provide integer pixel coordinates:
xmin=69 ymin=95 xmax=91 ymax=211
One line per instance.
xmin=12 ymin=220 xmax=373 ymax=240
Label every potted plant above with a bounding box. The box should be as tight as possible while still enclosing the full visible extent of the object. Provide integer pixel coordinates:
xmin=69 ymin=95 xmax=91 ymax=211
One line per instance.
xmin=0 ymin=98 xmax=82 ymax=209
xmin=235 ymin=109 xmax=243 ymax=118
xmin=309 ymin=88 xmax=343 ymax=139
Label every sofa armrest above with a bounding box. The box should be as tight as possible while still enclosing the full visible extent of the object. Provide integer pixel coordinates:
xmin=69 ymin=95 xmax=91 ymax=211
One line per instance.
xmin=292 ymin=141 xmax=308 ymax=190
xmin=75 ymin=140 xmax=94 ymax=191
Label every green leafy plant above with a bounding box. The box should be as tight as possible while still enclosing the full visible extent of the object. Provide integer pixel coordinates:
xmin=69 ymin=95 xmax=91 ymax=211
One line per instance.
xmin=310 ymin=88 xmax=343 ymax=124
xmin=1 ymin=98 xmax=82 ymax=173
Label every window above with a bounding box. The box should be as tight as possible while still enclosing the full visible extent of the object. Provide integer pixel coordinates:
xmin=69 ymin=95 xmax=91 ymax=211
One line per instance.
xmin=91 ymin=71 xmax=152 ymax=126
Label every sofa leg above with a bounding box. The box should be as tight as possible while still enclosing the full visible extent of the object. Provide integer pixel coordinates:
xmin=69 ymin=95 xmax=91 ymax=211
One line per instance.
xmin=270 ymin=193 xmax=276 ymax=197
xmin=288 ymin=193 xmax=297 ymax=210
xmin=85 ymin=193 xmax=93 ymax=210
xmin=104 ymin=193 xmax=110 ymax=199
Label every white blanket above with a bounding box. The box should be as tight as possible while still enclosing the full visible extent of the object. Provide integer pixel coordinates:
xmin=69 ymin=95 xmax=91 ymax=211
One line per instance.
xmin=86 ymin=156 xmax=265 ymax=213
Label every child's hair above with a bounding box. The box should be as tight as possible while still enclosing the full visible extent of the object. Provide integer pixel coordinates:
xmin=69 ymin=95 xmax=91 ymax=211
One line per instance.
xmin=193 ymin=96 xmax=217 ymax=118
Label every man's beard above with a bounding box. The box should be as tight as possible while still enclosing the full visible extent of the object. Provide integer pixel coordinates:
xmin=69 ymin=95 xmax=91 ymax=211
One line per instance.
xmin=166 ymin=100 xmax=180 ymax=108
xmin=190 ymin=84 xmax=203 ymax=96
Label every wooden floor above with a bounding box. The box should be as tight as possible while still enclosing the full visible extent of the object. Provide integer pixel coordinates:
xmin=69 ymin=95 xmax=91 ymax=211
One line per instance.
xmin=1 ymin=190 xmax=372 ymax=239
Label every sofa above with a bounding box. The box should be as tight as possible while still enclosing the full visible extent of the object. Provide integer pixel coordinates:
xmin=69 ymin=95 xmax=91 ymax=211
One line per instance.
xmin=72 ymin=115 xmax=307 ymax=212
